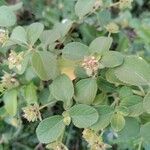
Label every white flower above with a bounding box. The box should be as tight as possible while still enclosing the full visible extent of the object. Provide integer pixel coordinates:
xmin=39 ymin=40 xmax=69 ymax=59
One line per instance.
xmin=119 ymin=0 xmax=133 ymax=9
xmin=0 ymin=29 xmax=8 ymax=44
xmin=22 ymin=104 xmax=41 ymax=122
xmin=105 ymin=22 xmax=119 ymax=33
xmin=8 ymin=50 xmax=24 ymax=71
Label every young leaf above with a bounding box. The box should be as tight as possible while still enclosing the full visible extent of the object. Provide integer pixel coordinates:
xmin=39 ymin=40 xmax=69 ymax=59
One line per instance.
xmin=25 ymin=82 xmax=38 ymax=105
xmin=91 ymin=105 xmax=114 ymax=131
xmin=0 ymin=6 xmax=16 ymax=27
xmin=27 ymin=22 xmax=44 ymax=45
xmin=50 ymin=74 xmax=74 ymax=102
xmin=74 ymin=77 xmax=97 ymax=104
xmin=114 ymin=56 xmax=150 ymax=86
xmin=111 ymin=113 xmax=125 ymax=132
xmin=31 ymin=51 xmax=59 ymax=81
xmin=75 ymin=0 xmax=97 ymax=18
xmin=3 ymin=89 xmax=17 ymax=116
xmin=69 ymin=104 xmax=98 ymax=128
xmin=89 ymin=37 xmax=113 ymax=54
xmin=62 ymin=42 xmax=90 ymax=61
xmin=140 ymin=122 xmax=150 ymax=143
xmin=101 ymin=51 xmax=124 ymax=68
xmin=143 ymin=92 xmax=150 ymax=114
xmin=10 ymin=26 xmax=27 ymax=45
xmin=36 ymin=115 xmax=65 ymax=143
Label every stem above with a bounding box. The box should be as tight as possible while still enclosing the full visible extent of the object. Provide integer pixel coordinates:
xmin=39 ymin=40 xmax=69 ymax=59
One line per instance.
xmin=138 ymin=140 xmax=142 ymax=150
xmin=108 ymin=2 xmax=120 ymax=8
xmin=138 ymin=86 xmax=145 ymax=96
xmin=108 ymin=32 xmax=111 ymax=37
xmin=132 ymin=90 xmax=145 ymax=97
xmin=39 ymin=101 xmax=56 ymax=110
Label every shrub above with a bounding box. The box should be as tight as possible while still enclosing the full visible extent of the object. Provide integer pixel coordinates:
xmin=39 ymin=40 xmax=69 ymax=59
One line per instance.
xmin=0 ymin=0 xmax=150 ymax=149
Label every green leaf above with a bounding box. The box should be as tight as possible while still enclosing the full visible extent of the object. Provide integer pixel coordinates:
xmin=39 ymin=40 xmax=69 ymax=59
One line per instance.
xmin=143 ymin=92 xmax=150 ymax=114
xmin=3 ymin=89 xmax=17 ymax=116
xmin=114 ymin=56 xmax=150 ymax=86
xmin=62 ymin=42 xmax=90 ymax=61
xmin=0 ymin=6 xmax=16 ymax=27
xmin=53 ymin=20 xmax=73 ymax=38
xmin=120 ymin=95 xmax=144 ymax=117
xmin=140 ymin=122 xmax=150 ymax=143
xmin=101 ymin=51 xmax=124 ymax=68
xmin=69 ymin=104 xmax=98 ymax=128
xmin=118 ymin=117 xmax=140 ymax=141
xmin=10 ymin=26 xmax=27 ymax=45
xmin=91 ymin=105 xmax=114 ymax=131
xmin=50 ymin=74 xmax=74 ymax=102
xmin=74 ymin=77 xmax=97 ymax=104
xmin=36 ymin=115 xmax=65 ymax=144
xmin=25 ymin=82 xmax=38 ymax=105
xmin=118 ymin=86 xmax=133 ymax=99
xmin=27 ymin=22 xmax=44 ymax=45
xmin=75 ymin=0 xmax=97 ymax=18
xmin=89 ymin=37 xmax=113 ymax=54
xmin=31 ymin=51 xmax=59 ymax=81
xmin=106 ymin=69 xmax=124 ymax=85
xmin=111 ymin=113 xmax=125 ymax=132
xmin=8 ymin=2 xmax=23 ymax=11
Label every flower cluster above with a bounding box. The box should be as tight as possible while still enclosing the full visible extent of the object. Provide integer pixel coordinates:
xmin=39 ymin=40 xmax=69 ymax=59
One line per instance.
xmin=1 ymin=72 xmax=19 ymax=89
xmin=105 ymin=22 xmax=119 ymax=34
xmin=0 ymin=29 xmax=8 ymax=44
xmin=119 ymin=0 xmax=133 ymax=9
xmin=8 ymin=50 xmax=24 ymax=71
xmin=22 ymin=104 xmax=41 ymax=122
xmin=82 ymin=129 xmax=111 ymax=150
xmin=46 ymin=142 xmax=68 ymax=150
xmin=82 ymin=56 xmax=99 ymax=76
xmin=93 ymin=0 xmax=103 ymax=10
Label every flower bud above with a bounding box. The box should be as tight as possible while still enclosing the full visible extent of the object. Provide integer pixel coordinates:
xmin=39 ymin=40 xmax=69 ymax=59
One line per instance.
xmin=8 ymin=50 xmax=24 ymax=71
xmin=119 ymin=0 xmax=133 ymax=9
xmin=82 ymin=56 xmax=99 ymax=76
xmin=62 ymin=111 xmax=71 ymax=126
xmin=105 ymin=22 xmax=119 ymax=34
xmin=0 ymin=29 xmax=8 ymax=45
xmin=22 ymin=104 xmax=41 ymax=122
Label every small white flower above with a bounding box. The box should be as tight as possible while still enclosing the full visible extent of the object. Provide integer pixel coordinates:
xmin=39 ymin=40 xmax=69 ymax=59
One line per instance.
xmin=105 ymin=22 xmax=119 ymax=34
xmin=0 ymin=29 xmax=8 ymax=44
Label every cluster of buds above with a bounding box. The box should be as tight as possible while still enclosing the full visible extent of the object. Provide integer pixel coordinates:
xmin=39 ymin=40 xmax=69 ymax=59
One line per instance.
xmin=82 ymin=56 xmax=99 ymax=76
xmin=22 ymin=104 xmax=41 ymax=122
xmin=0 ymin=29 xmax=8 ymax=45
xmin=62 ymin=111 xmax=71 ymax=126
xmin=8 ymin=50 xmax=24 ymax=71
xmin=46 ymin=142 xmax=68 ymax=150
xmin=119 ymin=0 xmax=133 ymax=9
xmin=105 ymin=22 xmax=119 ymax=34
xmin=82 ymin=129 xmax=111 ymax=150
xmin=1 ymin=72 xmax=19 ymax=89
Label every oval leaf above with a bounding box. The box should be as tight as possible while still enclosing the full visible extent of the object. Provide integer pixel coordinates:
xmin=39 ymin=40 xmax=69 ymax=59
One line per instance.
xmin=31 ymin=51 xmax=59 ymax=81
xmin=50 ymin=74 xmax=74 ymax=102
xmin=3 ymin=89 xmax=17 ymax=116
xmin=74 ymin=77 xmax=97 ymax=104
xmin=27 ymin=22 xmax=44 ymax=45
xmin=0 ymin=6 xmax=16 ymax=27
xmin=69 ymin=104 xmax=98 ymax=128
xmin=62 ymin=42 xmax=90 ymax=61
xmin=111 ymin=113 xmax=125 ymax=132
xmin=114 ymin=56 xmax=150 ymax=86
xmin=36 ymin=115 xmax=65 ymax=143
xmin=89 ymin=37 xmax=113 ymax=54
xmin=101 ymin=51 xmax=124 ymax=68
